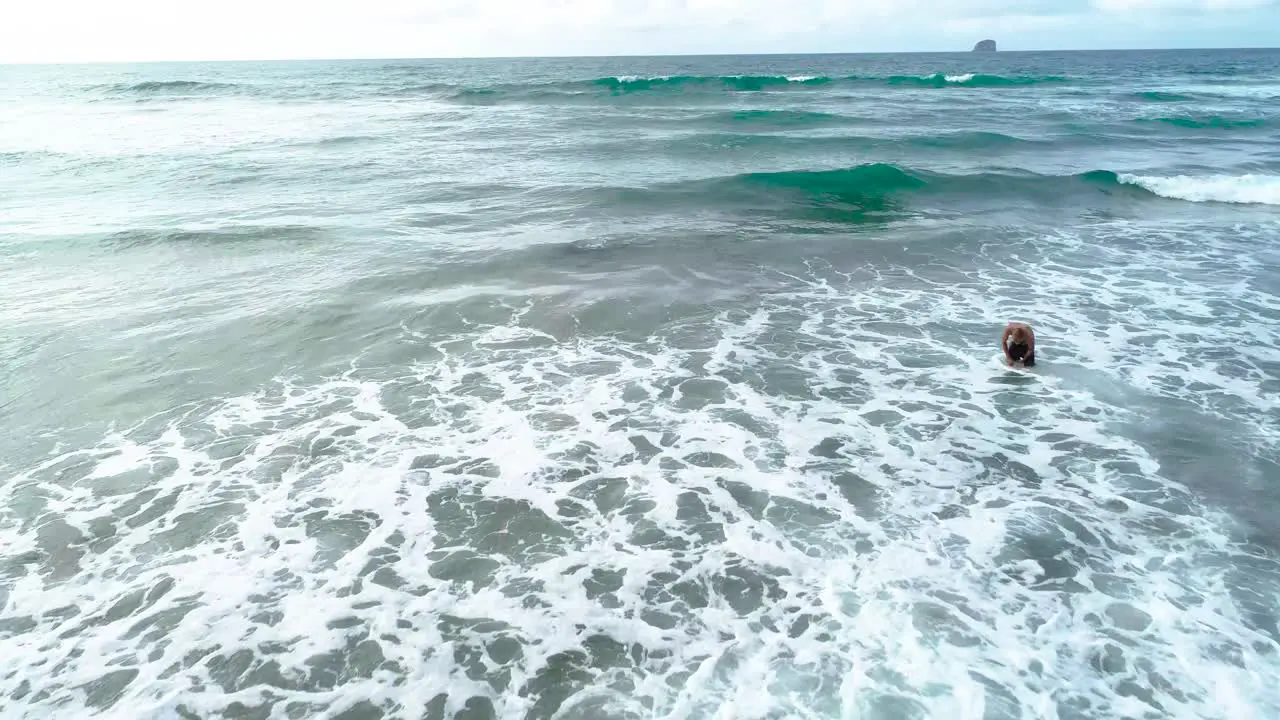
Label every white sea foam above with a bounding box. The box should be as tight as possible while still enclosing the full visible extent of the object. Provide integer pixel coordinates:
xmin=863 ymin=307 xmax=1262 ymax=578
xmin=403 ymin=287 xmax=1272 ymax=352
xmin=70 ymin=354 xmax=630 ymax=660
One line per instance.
xmin=1174 ymin=83 xmax=1280 ymax=100
xmin=611 ymin=75 xmax=670 ymax=83
xmin=1119 ymin=173 xmax=1280 ymax=205
xmin=944 ymin=73 xmax=976 ymax=83
xmin=786 ymin=75 xmax=819 ymax=82
xmin=2 ymin=222 xmax=1279 ymax=719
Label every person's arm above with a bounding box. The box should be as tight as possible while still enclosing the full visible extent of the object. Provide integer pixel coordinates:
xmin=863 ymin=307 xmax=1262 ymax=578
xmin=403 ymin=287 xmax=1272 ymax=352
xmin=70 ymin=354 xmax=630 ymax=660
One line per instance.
xmin=1000 ymin=325 xmax=1014 ymax=359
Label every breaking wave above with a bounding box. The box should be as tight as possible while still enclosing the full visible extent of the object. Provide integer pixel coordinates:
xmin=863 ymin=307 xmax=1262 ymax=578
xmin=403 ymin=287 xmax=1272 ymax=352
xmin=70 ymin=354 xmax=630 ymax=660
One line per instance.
xmin=442 ymin=73 xmax=1074 ymax=103
xmin=88 ymin=73 xmax=1076 ymax=105
xmin=884 ymin=73 xmax=1070 ymax=88
xmin=602 ymin=164 xmax=1276 ymax=209
xmin=1116 ymin=173 xmax=1280 ymax=205
xmin=593 ymin=74 xmax=835 ymax=92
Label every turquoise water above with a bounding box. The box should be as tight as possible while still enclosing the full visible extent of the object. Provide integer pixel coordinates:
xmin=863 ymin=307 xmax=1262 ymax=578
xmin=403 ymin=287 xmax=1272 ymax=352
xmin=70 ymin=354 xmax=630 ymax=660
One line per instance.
xmin=2 ymin=50 xmax=1279 ymax=719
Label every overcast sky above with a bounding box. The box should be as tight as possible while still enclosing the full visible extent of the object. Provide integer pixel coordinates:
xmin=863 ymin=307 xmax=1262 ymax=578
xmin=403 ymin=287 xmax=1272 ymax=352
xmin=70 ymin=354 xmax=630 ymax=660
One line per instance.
xmin=1 ymin=0 xmax=1276 ymax=63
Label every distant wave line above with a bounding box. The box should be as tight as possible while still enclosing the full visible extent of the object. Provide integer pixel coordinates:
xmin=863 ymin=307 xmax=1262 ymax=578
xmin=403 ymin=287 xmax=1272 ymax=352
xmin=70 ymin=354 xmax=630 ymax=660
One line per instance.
xmin=88 ymin=72 xmax=1076 ymax=103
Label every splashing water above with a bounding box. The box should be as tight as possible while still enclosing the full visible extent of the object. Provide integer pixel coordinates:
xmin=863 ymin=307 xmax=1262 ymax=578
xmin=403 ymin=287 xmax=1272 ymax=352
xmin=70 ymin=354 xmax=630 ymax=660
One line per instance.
xmin=3 ymin=220 xmax=1279 ymax=719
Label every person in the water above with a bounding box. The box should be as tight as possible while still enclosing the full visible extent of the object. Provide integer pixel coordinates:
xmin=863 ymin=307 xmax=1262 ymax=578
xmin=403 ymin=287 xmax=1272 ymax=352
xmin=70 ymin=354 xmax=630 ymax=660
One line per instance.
xmin=1002 ymin=322 xmax=1036 ymax=367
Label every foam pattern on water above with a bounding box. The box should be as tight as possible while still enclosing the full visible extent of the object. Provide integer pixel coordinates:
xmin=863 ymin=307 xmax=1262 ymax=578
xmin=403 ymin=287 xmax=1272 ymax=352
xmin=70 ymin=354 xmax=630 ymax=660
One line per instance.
xmin=2 ymin=223 xmax=1279 ymax=720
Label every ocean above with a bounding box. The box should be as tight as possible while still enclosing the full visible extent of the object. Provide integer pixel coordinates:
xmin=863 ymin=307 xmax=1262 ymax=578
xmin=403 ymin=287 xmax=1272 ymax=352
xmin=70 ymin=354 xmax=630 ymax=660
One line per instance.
xmin=1 ymin=49 xmax=1279 ymax=719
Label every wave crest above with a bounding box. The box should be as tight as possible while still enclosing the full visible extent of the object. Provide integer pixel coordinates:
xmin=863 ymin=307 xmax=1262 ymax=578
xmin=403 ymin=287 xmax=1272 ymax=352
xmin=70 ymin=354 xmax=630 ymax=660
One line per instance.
xmin=592 ymin=165 xmax=1280 ymax=221
xmin=105 ymin=80 xmax=241 ymax=95
xmin=737 ymin=164 xmax=928 ymax=196
xmin=593 ymin=75 xmax=832 ymax=92
xmin=595 ymin=73 xmax=1066 ymax=92
xmin=440 ymin=72 xmax=1074 ymax=104
xmin=1117 ymin=173 xmax=1280 ymax=205
xmin=885 ymin=73 xmax=1069 ymax=88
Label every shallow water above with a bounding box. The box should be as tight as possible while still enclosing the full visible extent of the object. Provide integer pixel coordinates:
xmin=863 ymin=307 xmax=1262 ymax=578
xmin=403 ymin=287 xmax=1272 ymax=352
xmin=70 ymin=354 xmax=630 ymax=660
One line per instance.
xmin=1 ymin=50 xmax=1279 ymax=719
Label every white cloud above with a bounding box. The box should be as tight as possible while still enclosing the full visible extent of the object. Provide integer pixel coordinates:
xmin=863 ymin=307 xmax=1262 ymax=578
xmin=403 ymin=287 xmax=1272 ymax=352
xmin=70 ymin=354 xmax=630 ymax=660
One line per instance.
xmin=942 ymin=13 xmax=1084 ymax=36
xmin=1092 ymin=0 xmax=1270 ymax=10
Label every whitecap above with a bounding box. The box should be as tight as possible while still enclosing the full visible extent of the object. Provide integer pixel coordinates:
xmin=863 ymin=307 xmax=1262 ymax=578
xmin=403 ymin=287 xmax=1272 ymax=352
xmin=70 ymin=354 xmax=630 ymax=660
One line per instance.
xmin=1120 ymin=173 xmax=1280 ymax=205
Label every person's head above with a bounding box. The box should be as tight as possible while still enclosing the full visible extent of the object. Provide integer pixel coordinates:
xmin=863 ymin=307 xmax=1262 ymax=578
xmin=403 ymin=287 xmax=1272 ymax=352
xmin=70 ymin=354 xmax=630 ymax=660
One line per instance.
xmin=1004 ymin=322 xmax=1035 ymax=365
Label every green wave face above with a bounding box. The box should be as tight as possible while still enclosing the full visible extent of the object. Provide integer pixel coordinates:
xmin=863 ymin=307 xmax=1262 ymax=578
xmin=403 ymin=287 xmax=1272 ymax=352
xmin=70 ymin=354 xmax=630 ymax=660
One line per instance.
xmin=1146 ymin=115 xmax=1267 ymax=129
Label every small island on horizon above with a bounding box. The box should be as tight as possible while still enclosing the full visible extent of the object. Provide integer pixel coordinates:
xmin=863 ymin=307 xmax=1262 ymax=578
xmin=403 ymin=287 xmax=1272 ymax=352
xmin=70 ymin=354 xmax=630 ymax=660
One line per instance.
xmin=973 ymin=39 xmax=997 ymax=52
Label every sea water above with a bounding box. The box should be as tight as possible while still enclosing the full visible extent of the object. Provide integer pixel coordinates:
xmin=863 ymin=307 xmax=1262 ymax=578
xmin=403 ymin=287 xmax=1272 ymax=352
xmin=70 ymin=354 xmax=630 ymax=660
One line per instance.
xmin=1 ymin=49 xmax=1279 ymax=719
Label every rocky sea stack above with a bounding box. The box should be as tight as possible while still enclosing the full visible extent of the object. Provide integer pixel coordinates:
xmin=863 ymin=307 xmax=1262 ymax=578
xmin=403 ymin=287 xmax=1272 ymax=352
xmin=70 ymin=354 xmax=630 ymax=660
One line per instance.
xmin=973 ymin=39 xmax=997 ymax=52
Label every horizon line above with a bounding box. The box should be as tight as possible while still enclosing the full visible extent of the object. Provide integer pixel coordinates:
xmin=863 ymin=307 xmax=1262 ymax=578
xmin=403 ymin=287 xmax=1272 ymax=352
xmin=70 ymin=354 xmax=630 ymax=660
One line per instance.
xmin=2 ymin=45 xmax=1277 ymax=67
